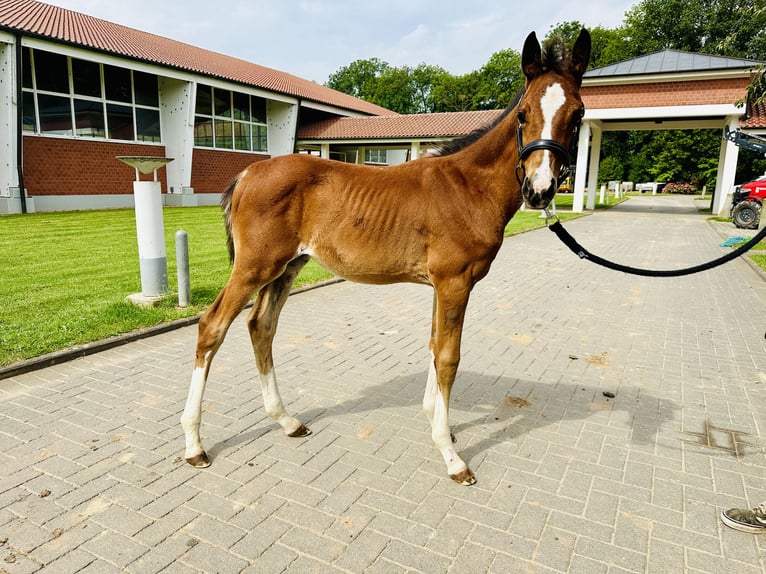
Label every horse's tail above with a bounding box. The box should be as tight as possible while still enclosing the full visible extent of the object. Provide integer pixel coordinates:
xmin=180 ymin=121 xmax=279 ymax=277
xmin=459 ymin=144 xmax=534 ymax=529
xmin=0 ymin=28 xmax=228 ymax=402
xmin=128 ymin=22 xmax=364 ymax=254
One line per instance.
xmin=221 ymin=176 xmax=239 ymax=264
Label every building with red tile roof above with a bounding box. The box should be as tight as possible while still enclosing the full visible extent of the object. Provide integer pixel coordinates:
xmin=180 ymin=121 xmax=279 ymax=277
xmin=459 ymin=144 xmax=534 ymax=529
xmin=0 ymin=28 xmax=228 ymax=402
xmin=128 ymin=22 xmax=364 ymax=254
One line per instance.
xmin=0 ymin=0 xmax=402 ymax=213
xmin=0 ymin=0 xmax=763 ymax=215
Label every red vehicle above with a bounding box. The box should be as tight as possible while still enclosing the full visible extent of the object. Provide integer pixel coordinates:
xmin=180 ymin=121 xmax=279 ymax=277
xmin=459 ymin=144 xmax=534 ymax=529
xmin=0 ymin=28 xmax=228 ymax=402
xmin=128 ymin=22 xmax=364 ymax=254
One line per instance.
xmin=731 ymin=175 xmax=766 ymax=229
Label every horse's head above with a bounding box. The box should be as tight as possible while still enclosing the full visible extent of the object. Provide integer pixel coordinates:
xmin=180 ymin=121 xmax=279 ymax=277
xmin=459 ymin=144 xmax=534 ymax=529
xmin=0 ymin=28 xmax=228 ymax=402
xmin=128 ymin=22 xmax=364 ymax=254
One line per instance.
xmin=516 ymin=29 xmax=591 ymax=209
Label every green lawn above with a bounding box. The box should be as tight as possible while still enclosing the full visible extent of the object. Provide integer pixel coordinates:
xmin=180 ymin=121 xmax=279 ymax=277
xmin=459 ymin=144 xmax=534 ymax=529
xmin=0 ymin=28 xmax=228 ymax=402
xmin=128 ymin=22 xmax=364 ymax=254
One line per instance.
xmin=0 ymin=195 xmax=594 ymax=368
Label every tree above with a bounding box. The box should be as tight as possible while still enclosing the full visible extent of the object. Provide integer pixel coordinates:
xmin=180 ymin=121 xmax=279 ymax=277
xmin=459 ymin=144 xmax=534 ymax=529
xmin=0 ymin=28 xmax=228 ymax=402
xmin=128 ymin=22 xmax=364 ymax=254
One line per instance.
xmin=473 ymin=49 xmax=524 ymax=109
xmin=429 ymin=72 xmax=482 ymax=112
xmin=326 ymin=58 xmax=390 ymax=102
xmin=373 ymin=66 xmax=417 ymax=114
xmin=411 ymin=63 xmax=449 ymax=113
xmin=622 ymin=0 xmax=766 ymax=59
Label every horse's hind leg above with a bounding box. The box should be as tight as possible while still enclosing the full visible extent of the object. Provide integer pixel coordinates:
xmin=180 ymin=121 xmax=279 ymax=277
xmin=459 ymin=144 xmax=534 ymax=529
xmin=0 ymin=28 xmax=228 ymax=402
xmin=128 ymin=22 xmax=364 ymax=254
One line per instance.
xmin=248 ymin=255 xmax=311 ymax=437
xmin=181 ymin=270 xmax=261 ymax=467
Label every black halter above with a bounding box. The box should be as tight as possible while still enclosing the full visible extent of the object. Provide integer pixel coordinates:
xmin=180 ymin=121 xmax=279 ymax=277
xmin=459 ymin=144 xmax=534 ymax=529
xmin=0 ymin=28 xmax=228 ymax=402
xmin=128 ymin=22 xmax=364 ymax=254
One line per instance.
xmin=515 ymin=111 xmax=582 ymax=186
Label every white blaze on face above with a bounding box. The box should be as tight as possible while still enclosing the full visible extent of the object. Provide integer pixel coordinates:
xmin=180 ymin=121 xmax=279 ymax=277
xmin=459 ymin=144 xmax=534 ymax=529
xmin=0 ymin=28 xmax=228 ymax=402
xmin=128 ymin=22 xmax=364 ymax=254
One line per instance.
xmin=533 ymin=82 xmax=566 ymax=193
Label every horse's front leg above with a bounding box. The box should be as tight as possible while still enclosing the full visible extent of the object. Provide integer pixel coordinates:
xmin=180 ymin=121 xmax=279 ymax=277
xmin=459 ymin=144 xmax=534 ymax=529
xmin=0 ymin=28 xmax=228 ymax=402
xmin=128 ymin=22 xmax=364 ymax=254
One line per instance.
xmin=424 ymin=283 xmax=474 ymax=485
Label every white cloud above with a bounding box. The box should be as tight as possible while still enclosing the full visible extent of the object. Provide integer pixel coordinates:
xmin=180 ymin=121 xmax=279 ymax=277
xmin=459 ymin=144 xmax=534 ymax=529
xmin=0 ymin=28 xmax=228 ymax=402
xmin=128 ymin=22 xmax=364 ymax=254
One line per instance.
xmin=44 ymin=0 xmax=637 ymax=82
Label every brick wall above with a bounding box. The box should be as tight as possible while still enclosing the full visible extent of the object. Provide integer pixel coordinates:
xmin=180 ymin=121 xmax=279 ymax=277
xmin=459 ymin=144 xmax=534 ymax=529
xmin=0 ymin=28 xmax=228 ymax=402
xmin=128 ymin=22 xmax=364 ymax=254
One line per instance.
xmin=191 ymin=149 xmax=270 ymax=193
xmin=582 ymin=77 xmax=748 ymax=109
xmin=22 ymin=137 xmax=272 ymax=197
xmin=23 ymin=137 xmax=167 ymax=195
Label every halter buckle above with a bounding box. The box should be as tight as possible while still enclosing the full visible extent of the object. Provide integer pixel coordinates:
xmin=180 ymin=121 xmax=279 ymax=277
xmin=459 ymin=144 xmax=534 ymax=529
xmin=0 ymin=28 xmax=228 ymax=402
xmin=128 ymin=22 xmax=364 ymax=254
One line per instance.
xmin=543 ymin=207 xmax=559 ymax=225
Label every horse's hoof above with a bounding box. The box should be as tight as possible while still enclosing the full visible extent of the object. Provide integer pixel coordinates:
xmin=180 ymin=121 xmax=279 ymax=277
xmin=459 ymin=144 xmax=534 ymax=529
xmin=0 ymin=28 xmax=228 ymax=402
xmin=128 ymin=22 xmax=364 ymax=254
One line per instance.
xmin=449 ymin=468 xmax=476 ymax=485
xmin=451 ymin=432 xmax=457 ymax=444
xmin=287 ymin=424 xmax=312 ymax=438
xmin=185 ymin=452 xmax=211 ymax=468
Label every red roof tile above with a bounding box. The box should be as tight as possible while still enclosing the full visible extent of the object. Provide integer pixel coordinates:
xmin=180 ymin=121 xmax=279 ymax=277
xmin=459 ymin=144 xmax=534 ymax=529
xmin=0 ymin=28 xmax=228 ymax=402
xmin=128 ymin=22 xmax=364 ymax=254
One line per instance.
xmin=743 ymin=101 xmax=766 ymax=129
xmin=0 ymin=0 xmax=393 ymax=116
xmin=298 ymin=110 xmax=504 ymax=140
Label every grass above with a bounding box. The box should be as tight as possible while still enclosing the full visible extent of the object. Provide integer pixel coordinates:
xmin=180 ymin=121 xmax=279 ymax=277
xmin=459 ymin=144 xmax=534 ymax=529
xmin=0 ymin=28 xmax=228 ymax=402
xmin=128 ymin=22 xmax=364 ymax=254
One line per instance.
xmin=0 ymin=207 xmax=332 ymax=367
xmin=0 ymin=195 xmax=598 ymax=368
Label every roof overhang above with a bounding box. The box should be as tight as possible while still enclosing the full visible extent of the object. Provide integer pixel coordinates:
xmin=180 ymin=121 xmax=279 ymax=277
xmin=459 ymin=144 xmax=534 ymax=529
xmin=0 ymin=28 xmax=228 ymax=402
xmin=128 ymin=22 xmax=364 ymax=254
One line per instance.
xmin=586 ymin=103 xmax=744 ymax=131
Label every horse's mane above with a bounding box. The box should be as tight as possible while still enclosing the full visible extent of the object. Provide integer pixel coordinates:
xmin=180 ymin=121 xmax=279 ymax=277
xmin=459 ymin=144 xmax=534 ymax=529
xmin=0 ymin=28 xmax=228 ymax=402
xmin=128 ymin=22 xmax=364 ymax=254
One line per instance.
xmin=433 ymin=35 xmax=570 ymax=158
xmin=432 ymin=95 xmax=521 ymax=157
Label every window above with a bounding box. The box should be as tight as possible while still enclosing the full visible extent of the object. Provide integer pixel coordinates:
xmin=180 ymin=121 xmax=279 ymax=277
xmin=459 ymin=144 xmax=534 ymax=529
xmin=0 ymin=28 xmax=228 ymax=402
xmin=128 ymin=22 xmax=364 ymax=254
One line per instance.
xmin=365 ymin=149 xmax=387 ymax=164
xmin=21 ymin=48 xmax=161 ymax=143
xmin=194 ymin=85 xmax=268 ymax=152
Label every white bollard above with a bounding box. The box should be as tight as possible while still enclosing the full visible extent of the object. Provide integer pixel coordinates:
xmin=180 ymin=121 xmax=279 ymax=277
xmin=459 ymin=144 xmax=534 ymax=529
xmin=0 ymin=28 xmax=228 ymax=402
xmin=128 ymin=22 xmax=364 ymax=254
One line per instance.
xmin=176 ymin=230 xmax=190 ymax=307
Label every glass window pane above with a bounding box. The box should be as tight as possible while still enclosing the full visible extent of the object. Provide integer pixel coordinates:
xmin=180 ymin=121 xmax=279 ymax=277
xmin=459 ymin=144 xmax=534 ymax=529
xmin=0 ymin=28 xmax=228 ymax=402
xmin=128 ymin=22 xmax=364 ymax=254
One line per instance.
xmin=22 ymin=47 xmax=33 ymax=89
xmin=195 ymin=85 xmax=212 ymax=115
xmin=74 ymin=99 xmax=105 ymax=137
xmin=72 ymin=59 xmax=101 ymax=97
xmin=104 ymin=64 xmax=132 ymax=102
xmin=34 ymin=50 xmax=69 ymax=94
xmin=38 ymin=94 xmax=72 ymax=135
xmin=134 ymin=71 xmax=158 ymax=107
xmin=252 ymin=96 xmax=266 ymax=124
xmin=214 ymin=118 xmax=232 ymax=148
xmin=234 ymin=122 xmax=250 ymax=150
xmin=232 ymin=92 xmax=250 ymax=121
xmin=136 ymin=108 xmax=161 ymax=142
xmin=214 ymin=89 xmax=231 ymax=117
xmin=194 ymin=116 xmax=213 ymax=147
xmin=22 ymin=92 xmax=36 ymax=132
xmin=107 ymin=103 xmax=134 ymax=140
xmin=253 ymin=124 xmax=268 ymax=152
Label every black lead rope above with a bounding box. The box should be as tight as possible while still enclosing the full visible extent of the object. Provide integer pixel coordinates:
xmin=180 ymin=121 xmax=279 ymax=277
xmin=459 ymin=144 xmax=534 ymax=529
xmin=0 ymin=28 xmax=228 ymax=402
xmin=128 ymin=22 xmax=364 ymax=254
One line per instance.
xmin=548 ymin=219 xmax=766 ymax=277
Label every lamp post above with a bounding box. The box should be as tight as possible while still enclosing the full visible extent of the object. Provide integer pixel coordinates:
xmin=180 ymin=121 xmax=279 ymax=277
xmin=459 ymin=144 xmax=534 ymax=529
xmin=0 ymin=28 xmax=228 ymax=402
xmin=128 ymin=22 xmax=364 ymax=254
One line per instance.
xmin=117 ymin=156 xmax=174 ymax=306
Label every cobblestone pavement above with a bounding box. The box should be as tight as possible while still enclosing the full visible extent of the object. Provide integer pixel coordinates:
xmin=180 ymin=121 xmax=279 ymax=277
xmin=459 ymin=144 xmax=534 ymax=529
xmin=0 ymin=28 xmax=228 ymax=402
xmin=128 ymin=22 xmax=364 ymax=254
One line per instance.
xmin=1 ymin=195 xmax=765 ymax=573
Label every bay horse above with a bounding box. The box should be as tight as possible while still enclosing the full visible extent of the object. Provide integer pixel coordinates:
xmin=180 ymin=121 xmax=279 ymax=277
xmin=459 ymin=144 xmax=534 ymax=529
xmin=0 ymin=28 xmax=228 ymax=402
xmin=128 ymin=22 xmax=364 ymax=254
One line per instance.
xmin=181 ymin=29 xmax=591 ymax=485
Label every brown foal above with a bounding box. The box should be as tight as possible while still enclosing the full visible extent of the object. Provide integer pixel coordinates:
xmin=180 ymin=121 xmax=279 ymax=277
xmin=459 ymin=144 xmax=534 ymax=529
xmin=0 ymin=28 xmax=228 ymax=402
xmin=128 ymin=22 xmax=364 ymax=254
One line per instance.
xmin=181 ymin=29 xmax=591 ymax=485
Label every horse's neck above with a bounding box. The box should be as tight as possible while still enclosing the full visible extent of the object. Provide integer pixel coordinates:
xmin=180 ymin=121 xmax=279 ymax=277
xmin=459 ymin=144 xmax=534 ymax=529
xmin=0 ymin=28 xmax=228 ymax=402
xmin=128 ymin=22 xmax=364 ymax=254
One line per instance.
xmin=451 ymin=115 xmax=523 ymax=221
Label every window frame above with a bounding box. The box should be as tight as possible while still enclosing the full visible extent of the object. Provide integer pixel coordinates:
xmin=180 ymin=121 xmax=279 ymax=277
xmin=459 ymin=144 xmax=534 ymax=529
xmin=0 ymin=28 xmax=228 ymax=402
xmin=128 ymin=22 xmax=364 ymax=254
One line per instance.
xmin=193 ymin=85 xmax=269 ymax=153
xmin=21 ymin=47 xmax=162 ymax=144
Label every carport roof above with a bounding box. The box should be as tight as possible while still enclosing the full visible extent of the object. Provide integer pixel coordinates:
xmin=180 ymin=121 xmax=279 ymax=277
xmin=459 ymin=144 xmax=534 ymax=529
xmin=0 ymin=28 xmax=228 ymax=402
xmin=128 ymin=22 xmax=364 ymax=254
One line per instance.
xmin=585 ymin=49 xmax=761 ymax=78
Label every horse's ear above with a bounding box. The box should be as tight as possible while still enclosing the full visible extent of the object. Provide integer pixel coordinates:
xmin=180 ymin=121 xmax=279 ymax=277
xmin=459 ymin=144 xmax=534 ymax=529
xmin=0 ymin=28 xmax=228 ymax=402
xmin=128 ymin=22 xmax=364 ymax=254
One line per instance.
xmin=521 ymin=31 xmax=543 ymax=81
xmin=570 ymin=28 xmax=592 ymax=85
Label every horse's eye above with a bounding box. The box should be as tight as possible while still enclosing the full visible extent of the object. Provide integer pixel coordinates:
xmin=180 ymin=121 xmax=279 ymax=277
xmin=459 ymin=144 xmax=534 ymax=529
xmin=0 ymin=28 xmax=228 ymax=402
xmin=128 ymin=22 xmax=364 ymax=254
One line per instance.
xmin=517 ymin=110 xmax=526 ymax=124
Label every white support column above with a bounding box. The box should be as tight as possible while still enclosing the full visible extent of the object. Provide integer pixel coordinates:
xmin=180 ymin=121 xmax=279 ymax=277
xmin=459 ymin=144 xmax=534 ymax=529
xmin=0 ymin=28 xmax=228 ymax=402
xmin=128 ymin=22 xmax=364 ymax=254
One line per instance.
xmin=357 ymin=146 xmax=366 ymax=164
xmin=320 ymin=143 xmax=330 ymax=159
xmin=267 ymin=100 xmax=299 ymax=157
xmin=0 ymin=36 xmax=21 ymax=214
xmin=572 ymin=120 xmax=591 ymax=213
xmin=713 ymin=116 xmax=741 ymax=215
xmin=159 ymin=77 xmax=195 ymax=203
xmin=410 ymin=141 xmax=421 ymax=161
xmin=585 ymin=124 xmax=602 ymax=210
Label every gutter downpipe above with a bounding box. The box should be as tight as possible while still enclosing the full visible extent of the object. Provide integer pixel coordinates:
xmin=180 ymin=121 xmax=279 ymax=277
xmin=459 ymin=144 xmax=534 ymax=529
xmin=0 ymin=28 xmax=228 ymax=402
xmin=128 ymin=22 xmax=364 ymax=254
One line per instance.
xmin=15 ymin=34 xmax=27 ymax=214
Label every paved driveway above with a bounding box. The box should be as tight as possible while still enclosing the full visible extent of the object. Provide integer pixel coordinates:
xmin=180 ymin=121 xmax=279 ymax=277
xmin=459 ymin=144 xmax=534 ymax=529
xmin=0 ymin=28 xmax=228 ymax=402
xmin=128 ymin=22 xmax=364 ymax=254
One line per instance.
xmin=1 ymin=195 xmax=765 ymax=573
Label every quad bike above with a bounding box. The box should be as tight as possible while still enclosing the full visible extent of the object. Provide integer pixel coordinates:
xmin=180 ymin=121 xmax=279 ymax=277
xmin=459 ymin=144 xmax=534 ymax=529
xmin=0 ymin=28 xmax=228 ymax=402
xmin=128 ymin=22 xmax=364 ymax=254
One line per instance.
xmin=725 ymin=128 xmax=766 ymax=229
xmin=731 ymin=175 xmax=765 ymax=229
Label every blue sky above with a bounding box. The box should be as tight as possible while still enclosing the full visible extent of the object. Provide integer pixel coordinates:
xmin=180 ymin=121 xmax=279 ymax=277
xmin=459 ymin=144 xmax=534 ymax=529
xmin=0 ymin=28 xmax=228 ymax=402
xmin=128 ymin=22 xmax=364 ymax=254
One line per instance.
xmin=46 ymin=0 xmax=638 ymax=82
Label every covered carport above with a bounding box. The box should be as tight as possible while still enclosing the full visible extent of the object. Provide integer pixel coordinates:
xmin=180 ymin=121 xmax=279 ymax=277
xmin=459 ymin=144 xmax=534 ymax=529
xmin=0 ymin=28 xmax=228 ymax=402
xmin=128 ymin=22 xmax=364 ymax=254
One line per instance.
xmin=573 ymin=50 xmax=765 ymax=215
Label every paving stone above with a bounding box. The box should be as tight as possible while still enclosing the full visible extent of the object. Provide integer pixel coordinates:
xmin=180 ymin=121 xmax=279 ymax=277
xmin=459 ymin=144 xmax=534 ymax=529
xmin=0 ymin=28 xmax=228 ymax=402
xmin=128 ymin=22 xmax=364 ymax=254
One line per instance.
xmin=1 ymin=196 xmax=765 ymax=572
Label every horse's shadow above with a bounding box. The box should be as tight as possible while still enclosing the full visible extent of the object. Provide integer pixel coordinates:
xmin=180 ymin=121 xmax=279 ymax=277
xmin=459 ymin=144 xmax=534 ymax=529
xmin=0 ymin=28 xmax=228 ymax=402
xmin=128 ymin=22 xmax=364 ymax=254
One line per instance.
xmin=208 ymin=369 xmax=679 ymax=471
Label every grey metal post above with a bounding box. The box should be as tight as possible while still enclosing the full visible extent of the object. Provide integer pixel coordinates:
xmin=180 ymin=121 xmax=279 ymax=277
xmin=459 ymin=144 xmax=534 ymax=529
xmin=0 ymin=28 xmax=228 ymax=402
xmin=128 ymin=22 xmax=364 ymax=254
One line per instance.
xmin=176 ymin=230 xmax=191 ymax=307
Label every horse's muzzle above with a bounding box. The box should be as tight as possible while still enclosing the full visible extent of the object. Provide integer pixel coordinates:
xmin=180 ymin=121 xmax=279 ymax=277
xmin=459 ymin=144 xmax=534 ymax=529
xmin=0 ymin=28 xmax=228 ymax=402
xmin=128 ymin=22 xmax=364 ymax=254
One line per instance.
xmin=522 ymin=177 xmax=557 ymax=209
